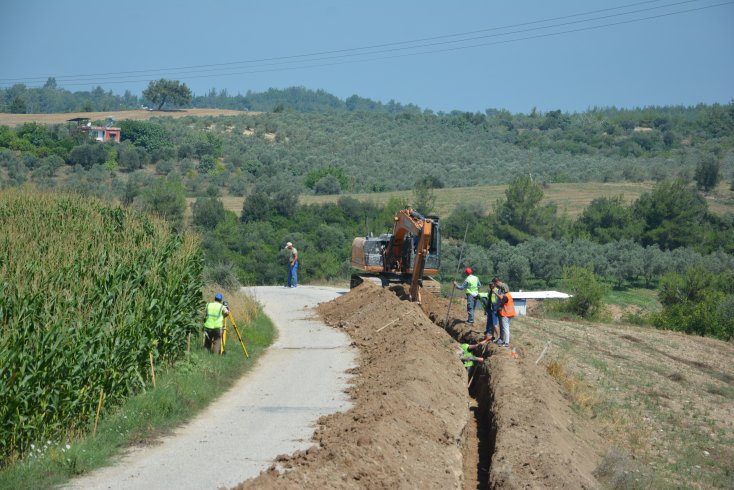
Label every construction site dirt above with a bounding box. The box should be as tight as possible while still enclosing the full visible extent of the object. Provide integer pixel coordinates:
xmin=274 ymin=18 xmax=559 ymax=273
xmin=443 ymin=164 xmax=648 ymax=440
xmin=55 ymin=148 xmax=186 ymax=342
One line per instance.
xmin=234 ymin=282 xmax=603 ymax=489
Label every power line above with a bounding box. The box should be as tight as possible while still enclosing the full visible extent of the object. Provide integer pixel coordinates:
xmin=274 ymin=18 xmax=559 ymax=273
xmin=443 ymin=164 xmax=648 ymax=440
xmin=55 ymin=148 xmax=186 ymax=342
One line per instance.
xmin=0 ymin=0 xmax=680 ymax=83
xmin=0 ymin=0 xmax=731 ymax=89
xmin=1 ymin=0 xmax=709 ymax=85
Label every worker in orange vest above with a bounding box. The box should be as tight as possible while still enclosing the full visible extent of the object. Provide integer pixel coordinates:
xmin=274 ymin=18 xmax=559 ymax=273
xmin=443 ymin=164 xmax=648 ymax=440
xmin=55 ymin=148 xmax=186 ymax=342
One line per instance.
xmin=495 ymin=281 xmax=516 ymax=347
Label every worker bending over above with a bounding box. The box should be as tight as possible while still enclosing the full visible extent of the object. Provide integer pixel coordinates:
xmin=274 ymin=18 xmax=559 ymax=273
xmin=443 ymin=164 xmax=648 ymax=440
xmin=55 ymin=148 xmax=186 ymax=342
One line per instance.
xmin=459 ymin=342 xmax=485 ymax=379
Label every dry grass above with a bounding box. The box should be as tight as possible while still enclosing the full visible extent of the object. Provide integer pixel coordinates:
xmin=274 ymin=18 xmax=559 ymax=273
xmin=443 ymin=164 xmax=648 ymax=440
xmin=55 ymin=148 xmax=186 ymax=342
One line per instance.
xmin=203 ymin=284 xmax=259 ymax=327
xmin=546 ymin=359 xmax=597 ymax=415
xmin=514 ymin=315 xmax=734 ymax=488
xmin=204 ymin=181 xmax=734 ymax=219
xmin=0 ymin=109 xmax=253 ymax=127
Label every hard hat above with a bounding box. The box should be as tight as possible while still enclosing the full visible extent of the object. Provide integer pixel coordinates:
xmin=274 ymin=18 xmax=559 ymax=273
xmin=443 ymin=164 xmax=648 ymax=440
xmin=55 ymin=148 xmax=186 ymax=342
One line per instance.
xmin=215 ymin=293 xmax=223 ymax=301
xmin=464 ymin=268 xmax=473 ymax=275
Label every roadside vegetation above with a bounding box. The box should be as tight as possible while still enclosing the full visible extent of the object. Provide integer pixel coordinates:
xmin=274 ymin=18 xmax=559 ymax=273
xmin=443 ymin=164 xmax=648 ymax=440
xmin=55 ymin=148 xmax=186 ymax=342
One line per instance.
xmin=0 ymin=189 xmax=274 ymax=485
xmin=0 ymin=289 xmax=274 ymax=490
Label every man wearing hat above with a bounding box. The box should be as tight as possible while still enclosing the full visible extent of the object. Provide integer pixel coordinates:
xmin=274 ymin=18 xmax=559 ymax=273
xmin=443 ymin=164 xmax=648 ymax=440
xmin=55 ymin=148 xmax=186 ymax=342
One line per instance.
xmin=285 ymin=241 xmax=298 ymax=288
xmin=203 ymin=293 xmax=229 ymax=354
xmin=453 ymin=267 xmax=481 ymax=325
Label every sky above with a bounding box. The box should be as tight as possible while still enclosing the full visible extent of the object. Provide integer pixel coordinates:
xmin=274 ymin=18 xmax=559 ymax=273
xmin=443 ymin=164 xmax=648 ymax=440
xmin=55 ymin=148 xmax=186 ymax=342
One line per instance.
xmin=1 ymin=0 xmax=733 ymax=114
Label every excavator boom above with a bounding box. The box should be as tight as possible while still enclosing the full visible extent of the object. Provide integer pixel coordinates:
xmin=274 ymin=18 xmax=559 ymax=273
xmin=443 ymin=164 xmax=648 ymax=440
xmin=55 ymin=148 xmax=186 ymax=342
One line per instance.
xmin=351 ymin=208 xmax=440 ymax=301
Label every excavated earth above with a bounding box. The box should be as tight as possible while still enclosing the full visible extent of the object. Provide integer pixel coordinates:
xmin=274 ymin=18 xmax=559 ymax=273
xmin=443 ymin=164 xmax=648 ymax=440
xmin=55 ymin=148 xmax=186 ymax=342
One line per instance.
xmin=235 ymin=282 xmax=603 ymax=489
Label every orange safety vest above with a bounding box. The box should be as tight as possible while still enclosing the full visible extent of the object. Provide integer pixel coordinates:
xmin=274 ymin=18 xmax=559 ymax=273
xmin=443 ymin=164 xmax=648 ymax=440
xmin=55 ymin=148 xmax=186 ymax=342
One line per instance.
xmin=499 ymin=292 xmax=516 ymax=317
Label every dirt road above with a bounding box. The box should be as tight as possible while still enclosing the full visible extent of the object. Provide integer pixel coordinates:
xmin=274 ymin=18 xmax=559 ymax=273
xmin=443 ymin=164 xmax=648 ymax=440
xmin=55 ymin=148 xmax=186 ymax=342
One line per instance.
xmin=65 ymin=286 xmax=355 ymax=490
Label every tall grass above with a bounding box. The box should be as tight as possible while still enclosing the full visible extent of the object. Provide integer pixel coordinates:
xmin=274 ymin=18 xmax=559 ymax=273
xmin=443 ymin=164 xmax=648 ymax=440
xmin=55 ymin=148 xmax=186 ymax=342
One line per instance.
xmin=0 ymin=189 xmax=203 ymax=466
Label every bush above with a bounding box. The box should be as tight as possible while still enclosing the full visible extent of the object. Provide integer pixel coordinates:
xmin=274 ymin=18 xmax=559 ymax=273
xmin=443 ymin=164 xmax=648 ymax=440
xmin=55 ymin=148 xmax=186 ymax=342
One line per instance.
xmin=653 ymin=268 xmax=734 ymax=340
xmin=560 ymin=265 xmax=609 ymax=319
xmin=192 ymin=196 xmax=225 ymax=230
xmin=313 ymin=174 xmax=341 ymax=195
xmin=68 ymin=143 xmax=106 ymax=169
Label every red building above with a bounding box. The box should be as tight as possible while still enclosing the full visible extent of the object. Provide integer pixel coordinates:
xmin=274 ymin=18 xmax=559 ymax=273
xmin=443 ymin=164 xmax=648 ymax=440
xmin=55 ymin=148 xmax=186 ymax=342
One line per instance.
xmin=68 ymin=117 xmax=121 ymax=143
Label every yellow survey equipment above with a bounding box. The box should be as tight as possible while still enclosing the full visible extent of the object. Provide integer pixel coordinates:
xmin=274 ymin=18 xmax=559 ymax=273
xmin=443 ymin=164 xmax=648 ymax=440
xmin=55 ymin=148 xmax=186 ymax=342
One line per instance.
xmin=221 ymin=307 xmax=249 ymax=359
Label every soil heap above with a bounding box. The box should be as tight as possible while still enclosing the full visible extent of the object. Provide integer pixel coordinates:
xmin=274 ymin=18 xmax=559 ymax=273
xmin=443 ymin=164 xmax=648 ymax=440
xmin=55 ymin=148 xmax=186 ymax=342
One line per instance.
xmin=236 ymin=282 xmax=603 ymax=489
xmin=235 ymin=282 xmax=469 ymax=489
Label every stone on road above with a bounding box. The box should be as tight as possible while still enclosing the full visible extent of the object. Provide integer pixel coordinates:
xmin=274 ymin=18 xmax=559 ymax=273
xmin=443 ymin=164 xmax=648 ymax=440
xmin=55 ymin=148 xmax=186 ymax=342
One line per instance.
xmin=65 ymin=285 xmax=354 ymax=490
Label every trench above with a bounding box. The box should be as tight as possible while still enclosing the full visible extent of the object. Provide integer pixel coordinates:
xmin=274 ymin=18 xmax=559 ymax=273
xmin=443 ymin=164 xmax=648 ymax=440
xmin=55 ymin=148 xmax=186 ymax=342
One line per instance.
xmin=392 ymin=286 xmax=498 ymax=489
xmin=465 ymin=364 xmax=496 ymax=489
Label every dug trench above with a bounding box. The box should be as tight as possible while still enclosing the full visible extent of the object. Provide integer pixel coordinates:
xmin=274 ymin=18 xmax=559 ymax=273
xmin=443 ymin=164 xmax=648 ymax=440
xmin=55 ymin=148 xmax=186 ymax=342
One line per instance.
xmin=235 ymin=282 xmax=602 ymax=489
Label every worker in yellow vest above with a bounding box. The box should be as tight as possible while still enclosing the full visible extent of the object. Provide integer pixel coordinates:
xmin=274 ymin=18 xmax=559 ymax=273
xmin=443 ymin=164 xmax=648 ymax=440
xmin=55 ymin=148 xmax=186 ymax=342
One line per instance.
xmin=203 ymin=293 xmax=229 ymax=354
xmin=453 ymin=268 xmax=481 ymax=325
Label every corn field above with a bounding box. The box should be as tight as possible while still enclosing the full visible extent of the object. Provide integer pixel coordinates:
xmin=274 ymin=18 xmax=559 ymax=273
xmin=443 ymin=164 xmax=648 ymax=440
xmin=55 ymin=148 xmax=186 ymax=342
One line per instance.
xmin=0 ymin=189 xmax=203 ymax=466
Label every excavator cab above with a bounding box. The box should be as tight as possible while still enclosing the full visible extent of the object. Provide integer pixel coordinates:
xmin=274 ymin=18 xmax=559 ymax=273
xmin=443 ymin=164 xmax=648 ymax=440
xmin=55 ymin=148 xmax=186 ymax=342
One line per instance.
xmin=350 ymin=210 xmax=440 ymax=298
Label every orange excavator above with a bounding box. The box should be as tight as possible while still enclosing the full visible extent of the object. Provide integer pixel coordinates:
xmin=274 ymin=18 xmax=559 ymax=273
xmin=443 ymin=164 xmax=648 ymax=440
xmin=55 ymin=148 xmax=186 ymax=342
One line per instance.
xmin=350 ymin=208 xmax=440 ymax=302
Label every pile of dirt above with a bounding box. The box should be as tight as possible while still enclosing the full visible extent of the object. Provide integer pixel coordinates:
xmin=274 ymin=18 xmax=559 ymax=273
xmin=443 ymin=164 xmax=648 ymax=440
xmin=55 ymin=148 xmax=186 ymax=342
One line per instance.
xmin=235 ymin=282 xmax=469 ymax=489
xmin=236 ymin=283 xmax=603 ymax=489
xmin=420 ymin=290 xmax=603 ymax=489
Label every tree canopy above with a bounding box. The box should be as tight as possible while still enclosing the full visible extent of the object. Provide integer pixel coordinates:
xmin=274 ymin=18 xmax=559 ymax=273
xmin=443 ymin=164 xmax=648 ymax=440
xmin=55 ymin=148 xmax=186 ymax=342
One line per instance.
xmin=143 ymin=79 xmax=192 ymax=110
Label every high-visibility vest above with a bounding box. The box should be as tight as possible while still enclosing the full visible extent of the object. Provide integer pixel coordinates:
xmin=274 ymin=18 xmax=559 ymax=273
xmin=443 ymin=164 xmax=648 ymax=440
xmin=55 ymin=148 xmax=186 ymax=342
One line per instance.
xmin=464 ymin=275 xmax=479 ymax=297
xmin=499 ymin=293 xmax=516 ymax=317
xmin=204 ymin=302 xmax=225 ymax=329
xmin=461 ymin=343 xmax=474 ymax=368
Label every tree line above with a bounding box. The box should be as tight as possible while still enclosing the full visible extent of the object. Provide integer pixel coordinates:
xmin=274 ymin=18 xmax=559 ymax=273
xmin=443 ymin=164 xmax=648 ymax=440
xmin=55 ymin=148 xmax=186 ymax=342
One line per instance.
xmin=1 ymin=106 xmax=732 ymax=202
xmin=189 ymin=179 xmax=732 ymax=340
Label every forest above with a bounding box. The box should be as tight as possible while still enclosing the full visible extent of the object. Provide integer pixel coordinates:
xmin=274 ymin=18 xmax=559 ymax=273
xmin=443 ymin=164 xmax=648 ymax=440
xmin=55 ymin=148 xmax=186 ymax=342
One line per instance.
xmin=0 ymin=85 xmax=732 ymax=340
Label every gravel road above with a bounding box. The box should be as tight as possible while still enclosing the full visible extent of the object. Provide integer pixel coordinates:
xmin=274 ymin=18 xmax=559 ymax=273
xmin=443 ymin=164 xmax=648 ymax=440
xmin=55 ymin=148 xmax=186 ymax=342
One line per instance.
xmin=65 ymin=285 xmax=354 ymax=490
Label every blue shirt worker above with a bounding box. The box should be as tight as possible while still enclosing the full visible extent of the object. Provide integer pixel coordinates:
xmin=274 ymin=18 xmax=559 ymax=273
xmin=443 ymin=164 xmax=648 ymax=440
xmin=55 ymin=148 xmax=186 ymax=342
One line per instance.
xmin=204 ymin=293 xmax=229 ymax=354
xmin=285 ymin=241 xmax=298 ymax=288
xmin=453 ymin=268 xmax=481 ymax=325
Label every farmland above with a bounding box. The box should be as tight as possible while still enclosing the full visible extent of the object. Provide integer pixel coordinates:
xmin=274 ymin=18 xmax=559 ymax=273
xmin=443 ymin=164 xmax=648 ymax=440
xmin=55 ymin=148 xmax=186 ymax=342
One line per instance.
xmin=0 ymin=189 xmax=202 ymax=466
xmin=201 ymin=181 xmax=734 ymax=220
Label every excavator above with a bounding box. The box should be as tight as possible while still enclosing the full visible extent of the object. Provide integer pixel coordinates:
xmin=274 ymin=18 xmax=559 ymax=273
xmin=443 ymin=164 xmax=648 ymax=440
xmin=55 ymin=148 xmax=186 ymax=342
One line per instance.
xmin=350 ymin=208 xmax=440 ymax=302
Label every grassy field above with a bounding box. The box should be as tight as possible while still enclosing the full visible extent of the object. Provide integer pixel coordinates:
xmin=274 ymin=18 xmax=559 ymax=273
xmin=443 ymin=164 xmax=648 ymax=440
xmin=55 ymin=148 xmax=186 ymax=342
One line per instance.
xmin=513 ymin=314 xmax=734 ymax=488
xmin=204 ymin=181 xmax=734 ymax=219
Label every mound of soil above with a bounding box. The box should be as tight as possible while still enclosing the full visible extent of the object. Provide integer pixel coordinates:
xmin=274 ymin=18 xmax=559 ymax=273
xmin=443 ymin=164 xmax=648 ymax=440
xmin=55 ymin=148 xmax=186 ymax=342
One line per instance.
xmin=235 ymin=282 xmax=469 ymax=489
xmin=420 ymin=289 xmax=602 ymax=489
xmin=236 ymin=283 xmax=603 ymax=489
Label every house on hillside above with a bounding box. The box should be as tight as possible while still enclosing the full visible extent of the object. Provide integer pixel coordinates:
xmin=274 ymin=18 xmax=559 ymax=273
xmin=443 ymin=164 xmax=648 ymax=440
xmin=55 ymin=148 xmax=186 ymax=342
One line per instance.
xmin=68 ymin=117 xmax=121 ymax=143
xmin=510 ymin=291 xmax=572 ymax=316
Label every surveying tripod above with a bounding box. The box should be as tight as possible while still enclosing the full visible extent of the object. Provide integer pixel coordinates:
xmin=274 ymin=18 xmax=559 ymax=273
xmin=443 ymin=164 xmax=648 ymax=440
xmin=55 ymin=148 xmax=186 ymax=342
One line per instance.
xmin=220 ymin=305 xmax=249 ymax=359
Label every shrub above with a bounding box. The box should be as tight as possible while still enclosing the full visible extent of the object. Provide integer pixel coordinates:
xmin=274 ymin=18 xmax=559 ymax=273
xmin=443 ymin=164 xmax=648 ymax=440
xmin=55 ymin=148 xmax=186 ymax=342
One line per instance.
xmin=560 ymin=265 xmax=609 ymax=319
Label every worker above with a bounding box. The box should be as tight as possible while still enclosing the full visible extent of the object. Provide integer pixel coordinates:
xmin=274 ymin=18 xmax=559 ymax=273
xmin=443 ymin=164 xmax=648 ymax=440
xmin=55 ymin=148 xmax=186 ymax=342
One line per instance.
xmin=495 ymin=286 xmax=516 ymax=347
xmin=203 ymin=293 xmax=229 ymax=354
xmin=285 ymin=241 xmax=298 ymax=288
xmin=459 ymin=342 xmax=485 ymax=378
xmin=454 ymin=268 xmax=481 ymax=325
xmin=482 ymin=282 xmax=501 ymax=342
xmin=491 ymin=277 xmax=510 ymax=295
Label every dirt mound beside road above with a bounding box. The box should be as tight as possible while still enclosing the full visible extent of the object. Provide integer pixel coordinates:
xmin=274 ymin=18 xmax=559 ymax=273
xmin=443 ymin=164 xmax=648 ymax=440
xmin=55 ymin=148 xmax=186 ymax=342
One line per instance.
xmin=236 ymin=283 xmax=603 ymax=489
xmin=236 ymin=282 xmax=469 ymax=489
xmin=420 ymin=289 xmax=602 ymax=489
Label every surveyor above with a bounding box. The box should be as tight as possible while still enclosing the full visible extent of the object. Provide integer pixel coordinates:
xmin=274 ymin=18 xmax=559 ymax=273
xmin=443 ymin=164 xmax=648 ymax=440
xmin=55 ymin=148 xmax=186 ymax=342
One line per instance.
xmin=453 ymin=268 xmax=481 ymax=325
xmin=495 ymin=286 xmax=516 ymax=347
xmin=285 ymin=241 xmax=298 ymax=288
xmin=203 ymin=293 xmax=229 ymax=354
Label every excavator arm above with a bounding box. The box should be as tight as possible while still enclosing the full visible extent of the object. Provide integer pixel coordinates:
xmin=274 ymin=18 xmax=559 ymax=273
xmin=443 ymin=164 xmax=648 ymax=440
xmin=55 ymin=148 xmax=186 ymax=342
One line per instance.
xmin=385 ymin=209 xmax=434 ymax=302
